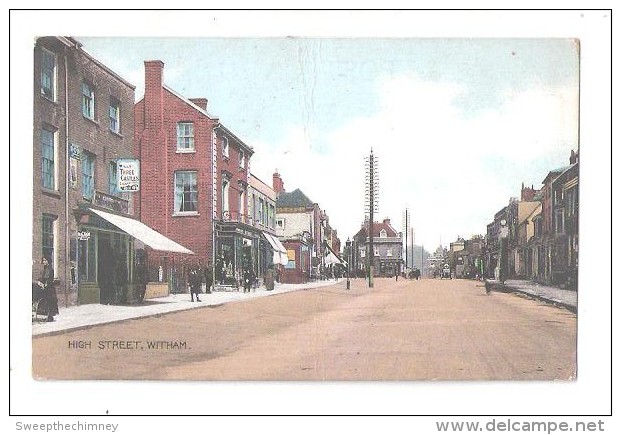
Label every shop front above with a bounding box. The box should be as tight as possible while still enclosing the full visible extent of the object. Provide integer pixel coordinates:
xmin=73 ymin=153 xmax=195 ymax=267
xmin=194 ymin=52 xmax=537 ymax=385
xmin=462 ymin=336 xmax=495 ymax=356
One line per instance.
xmin=75 ymin=206 xmax=193 ymax=304
xmin=214 ymin=221 xmax=263 ymax=289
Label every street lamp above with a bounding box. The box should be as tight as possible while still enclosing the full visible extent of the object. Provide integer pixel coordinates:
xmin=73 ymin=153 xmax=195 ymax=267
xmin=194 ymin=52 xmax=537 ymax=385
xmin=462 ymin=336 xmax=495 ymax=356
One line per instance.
xmin=499 ymin=219 xmax=508 ymax=284
xmin=346 ymin=238 xmax=351 ymax=290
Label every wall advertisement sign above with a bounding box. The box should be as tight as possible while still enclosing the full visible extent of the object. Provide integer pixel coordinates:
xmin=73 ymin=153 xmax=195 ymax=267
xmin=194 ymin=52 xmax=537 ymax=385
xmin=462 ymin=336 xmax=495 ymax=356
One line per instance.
xmin=117 ymin=158 xmax=140 ymax=192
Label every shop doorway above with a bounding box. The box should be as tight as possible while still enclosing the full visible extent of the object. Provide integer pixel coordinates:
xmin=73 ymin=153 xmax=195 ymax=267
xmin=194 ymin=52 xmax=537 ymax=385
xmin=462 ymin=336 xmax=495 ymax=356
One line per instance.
xmin=98 ymin=233 xmax=115 ymax=304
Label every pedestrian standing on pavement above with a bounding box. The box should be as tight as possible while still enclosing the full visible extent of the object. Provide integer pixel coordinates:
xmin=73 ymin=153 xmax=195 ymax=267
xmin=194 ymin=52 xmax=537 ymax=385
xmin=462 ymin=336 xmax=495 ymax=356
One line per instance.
xmin=203 ymin=262 xmax=213 ymax=294
xmin=243 ymin=268 xmax=253 ymax=293
xmin=37 ymin=257 xmax=59 ymax=322
xmin=189 ymin=267 xmax=202 ymax=302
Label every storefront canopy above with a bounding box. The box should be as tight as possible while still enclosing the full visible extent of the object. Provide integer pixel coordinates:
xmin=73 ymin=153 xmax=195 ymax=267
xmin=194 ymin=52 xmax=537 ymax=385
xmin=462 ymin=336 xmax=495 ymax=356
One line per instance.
xmin=263 ymin=232 xmax=289 ymax=266
xmin=324 ymin=245 xmax=345 ymax=266
xmin=90 ymin=208 xmax=194 ymax=254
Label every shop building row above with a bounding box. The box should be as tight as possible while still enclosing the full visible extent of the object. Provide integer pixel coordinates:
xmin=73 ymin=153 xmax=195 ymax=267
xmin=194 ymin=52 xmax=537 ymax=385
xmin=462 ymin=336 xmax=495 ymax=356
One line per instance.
xmin=442 ymin=150 xmax=579 ymax=288
xmin=32 ymin=37 xmax=341 ymax=307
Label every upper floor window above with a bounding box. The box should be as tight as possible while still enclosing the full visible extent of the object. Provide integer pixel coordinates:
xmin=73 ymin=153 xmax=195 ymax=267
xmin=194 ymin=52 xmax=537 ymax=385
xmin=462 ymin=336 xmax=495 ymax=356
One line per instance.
xmin=109 ymin=98 xmax=120 ymax=133
xmin=109 ymin=161 xmax=121 ymax=196
xmin=555 ymin=208 xmax=565 ymax=234
xmin=360 ymin=249 xmax=366 ymax=258
xmin=258 ymin=198 xmax=265 ymax=225
xmin=379 ymin=229 xmax=387 ymax=238
xmin=176 ymin=122 xmax=195 ymax=152
xmin=239 ymin=150 xmax=245 ymax=168
xmin=276 ymin=218 xmax=285 ymax=230
xmin=81 ymin=151 xmax=95 ymax=200
xmin=221 ymin=176 xmax=230 ymax=216
xmin=269 ymin=204 xmax=275 ymax=228
xmin=239 ymin=189 xmax=246 ymax=218
xmin=40 ymin=48 xmax=56 ymax=100
xmin=82 ymin=82 xmax=95 ymax=120
xmin=386 ymin=248 xmax=393 ymax=257
xmin=41 ymin=127 xmax=57 ymax=190
xmin=174 ymin=171 xmax=198 ymax=213
xmin=374 ymin=247 xmax=380 ymax=256
xmin=222 ymin=137 xmax=229 ymax=158
xmin=566 ymin=188 xmax=578 ymax=216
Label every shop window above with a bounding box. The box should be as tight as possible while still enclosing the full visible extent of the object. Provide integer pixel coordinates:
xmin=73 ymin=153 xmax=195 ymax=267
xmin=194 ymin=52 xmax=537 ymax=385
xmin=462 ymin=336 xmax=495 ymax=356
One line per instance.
xmin=78 ymin=236 xmax=97 ymax=283
xmin=41 ymin=214 xmax=57 ymax=273
xmin=286 ymin=249 xmax=296 ymax=269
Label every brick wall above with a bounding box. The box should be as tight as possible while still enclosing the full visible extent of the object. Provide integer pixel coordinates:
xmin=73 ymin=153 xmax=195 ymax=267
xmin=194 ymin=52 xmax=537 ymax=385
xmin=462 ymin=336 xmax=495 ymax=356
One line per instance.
xmin=135 ymin=61 xmax=216 ymax=264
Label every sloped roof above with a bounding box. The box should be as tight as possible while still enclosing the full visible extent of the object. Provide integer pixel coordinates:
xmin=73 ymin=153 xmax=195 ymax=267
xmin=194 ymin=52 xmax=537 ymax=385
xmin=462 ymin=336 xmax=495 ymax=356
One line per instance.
xmin=354 ymin=221 xmax=399 ymax=239
xmin=542 ymin=165 xmax=571 ymax=184
xmin=276 ymin=188 xmax=315 ymax=208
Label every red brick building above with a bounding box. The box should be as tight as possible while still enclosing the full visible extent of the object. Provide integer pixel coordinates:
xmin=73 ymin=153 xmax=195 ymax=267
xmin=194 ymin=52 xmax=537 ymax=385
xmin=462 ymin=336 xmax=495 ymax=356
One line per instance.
xmin=135 ymin=60 xmax=261 ymax=290
xmin=33 ymin=37 xmax=139 ymax=306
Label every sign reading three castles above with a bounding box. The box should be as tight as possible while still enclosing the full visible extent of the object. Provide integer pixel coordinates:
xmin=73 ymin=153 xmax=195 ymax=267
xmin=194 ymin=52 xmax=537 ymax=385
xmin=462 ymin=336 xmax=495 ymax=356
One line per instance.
xmin=117 ymin=159 xmax=140 ymax=192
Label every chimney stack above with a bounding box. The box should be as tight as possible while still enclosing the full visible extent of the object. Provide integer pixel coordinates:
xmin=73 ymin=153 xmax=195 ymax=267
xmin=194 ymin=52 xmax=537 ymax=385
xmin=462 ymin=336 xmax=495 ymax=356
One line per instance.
xmin=144 ymin=60 xmax=165 ymax=129
xmin=273 ymin=170 xmax=284 ymax=194
xmin=189 ymin=98 xmax=208 ymax=110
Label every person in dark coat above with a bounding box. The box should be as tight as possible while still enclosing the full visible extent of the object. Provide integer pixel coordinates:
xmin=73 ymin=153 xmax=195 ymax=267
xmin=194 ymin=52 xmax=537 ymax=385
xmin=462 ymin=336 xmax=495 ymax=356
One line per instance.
xmin=243 ymin=268 xmax=254 ymax=293
xmin=203 ymin=262 xmax=213 ymax=294
xmin=188 ymin=267 xmax=202 ymax=302
xmin=37 ymin=257 xmax=59 ymax=322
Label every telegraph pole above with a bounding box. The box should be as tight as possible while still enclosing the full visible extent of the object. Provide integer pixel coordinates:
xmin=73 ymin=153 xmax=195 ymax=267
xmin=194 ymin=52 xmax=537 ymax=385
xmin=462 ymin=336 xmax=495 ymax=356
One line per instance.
xmin=403 ymin=208 xmax=409 ymax=270
xmin=364 ymin=149 xmax=379 ymax=288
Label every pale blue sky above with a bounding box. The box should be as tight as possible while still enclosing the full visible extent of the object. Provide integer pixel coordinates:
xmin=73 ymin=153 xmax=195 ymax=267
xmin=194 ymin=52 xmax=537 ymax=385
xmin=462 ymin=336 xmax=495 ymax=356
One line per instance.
xmin=79 ymin=36 xmax=579 ymax=249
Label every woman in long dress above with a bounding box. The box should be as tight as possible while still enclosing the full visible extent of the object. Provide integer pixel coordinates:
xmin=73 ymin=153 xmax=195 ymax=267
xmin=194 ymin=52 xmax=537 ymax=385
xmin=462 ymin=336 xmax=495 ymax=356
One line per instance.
xmin=38 ymin=257 xmax=59 ymax=322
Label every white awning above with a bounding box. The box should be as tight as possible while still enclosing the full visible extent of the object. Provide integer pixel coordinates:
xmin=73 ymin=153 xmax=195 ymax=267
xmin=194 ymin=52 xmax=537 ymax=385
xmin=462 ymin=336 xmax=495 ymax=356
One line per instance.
xmin=263 ymin=232 xmax=289 ymax=266
xmin=90 ymin=208 xmax=194 ymax=254
xmin=325 ymin=245 xmax=345 ymax=266
xmin=325 ymin=251 xmax=342 ymax=266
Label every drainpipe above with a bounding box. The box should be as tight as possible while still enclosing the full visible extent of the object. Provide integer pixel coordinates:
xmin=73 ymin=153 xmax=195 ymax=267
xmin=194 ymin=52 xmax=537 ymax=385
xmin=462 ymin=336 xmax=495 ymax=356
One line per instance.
xmin=63 ymin=50 xmax=71 ymax=307
xmin=212 ymin=124 xmax=219 ymax=291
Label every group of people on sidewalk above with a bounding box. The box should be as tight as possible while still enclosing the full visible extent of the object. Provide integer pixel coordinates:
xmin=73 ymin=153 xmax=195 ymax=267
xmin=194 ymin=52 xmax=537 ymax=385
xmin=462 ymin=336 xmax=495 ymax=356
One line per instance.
xmin=187 ymin=263 xmax=259 ymax=301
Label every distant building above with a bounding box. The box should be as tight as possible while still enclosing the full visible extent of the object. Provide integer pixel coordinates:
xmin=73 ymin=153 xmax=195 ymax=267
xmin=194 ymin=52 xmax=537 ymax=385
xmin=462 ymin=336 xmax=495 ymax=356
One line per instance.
xmin=353 ymin=218 xmax=403 ymax=277
xmin=273 ymin=175 xmax=320 ymax=284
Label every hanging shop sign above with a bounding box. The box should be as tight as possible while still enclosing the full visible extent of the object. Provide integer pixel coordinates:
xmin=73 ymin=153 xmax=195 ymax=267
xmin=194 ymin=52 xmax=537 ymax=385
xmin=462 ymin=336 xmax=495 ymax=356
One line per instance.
xmin=117 ymin=158 xmax=140 ymax=192
xmin=76 ymin=231 xmax=91 ymax=241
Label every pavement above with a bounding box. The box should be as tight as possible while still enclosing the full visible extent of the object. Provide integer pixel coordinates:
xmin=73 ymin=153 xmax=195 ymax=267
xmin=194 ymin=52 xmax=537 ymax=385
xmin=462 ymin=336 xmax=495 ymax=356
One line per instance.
xmin=32 ymin=279 xmax=346 ymax=337
xmin=484 ymin=278 xmax=577 ymax=313
xmin=32 ymin=277 xmax=577 ymax=337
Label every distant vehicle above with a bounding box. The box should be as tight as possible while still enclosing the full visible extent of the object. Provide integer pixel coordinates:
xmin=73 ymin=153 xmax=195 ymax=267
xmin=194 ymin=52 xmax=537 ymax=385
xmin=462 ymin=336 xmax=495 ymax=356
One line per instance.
xmin=440 ymin=264 xmax=452 ymax=279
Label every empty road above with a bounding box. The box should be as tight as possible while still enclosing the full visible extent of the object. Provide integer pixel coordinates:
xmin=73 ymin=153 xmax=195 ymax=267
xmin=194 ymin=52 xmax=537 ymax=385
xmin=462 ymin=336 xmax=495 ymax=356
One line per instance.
xmin=32 ymin=277 xmax=577 ymax=381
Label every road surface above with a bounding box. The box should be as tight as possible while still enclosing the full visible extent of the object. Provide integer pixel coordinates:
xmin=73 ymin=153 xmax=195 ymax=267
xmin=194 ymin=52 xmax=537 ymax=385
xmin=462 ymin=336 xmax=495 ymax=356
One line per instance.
xmin=32 ymin=277 xmax=577 ymax=381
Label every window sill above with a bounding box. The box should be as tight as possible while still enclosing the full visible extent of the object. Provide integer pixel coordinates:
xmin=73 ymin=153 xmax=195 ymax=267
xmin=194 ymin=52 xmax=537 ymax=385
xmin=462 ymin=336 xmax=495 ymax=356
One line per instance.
xmin=110 ymin=129 xmax=123 ymax=139
xmin=41 ymin=188 xmax=61 ymax=199
xmin=39 ymin=93 xmax=58 ymax=105
xmin=83 ymin=116 xmax=100 ymax=127
xmin=173 ymin=212 xmax=200 ymax=217
xmin=176 ymin=149 xmax=196 ymax=154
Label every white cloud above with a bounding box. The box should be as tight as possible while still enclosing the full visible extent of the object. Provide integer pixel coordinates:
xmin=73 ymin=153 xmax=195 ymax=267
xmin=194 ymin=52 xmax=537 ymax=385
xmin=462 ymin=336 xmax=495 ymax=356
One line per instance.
xmin=249 ymin=73 xmax=577 ymax=250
